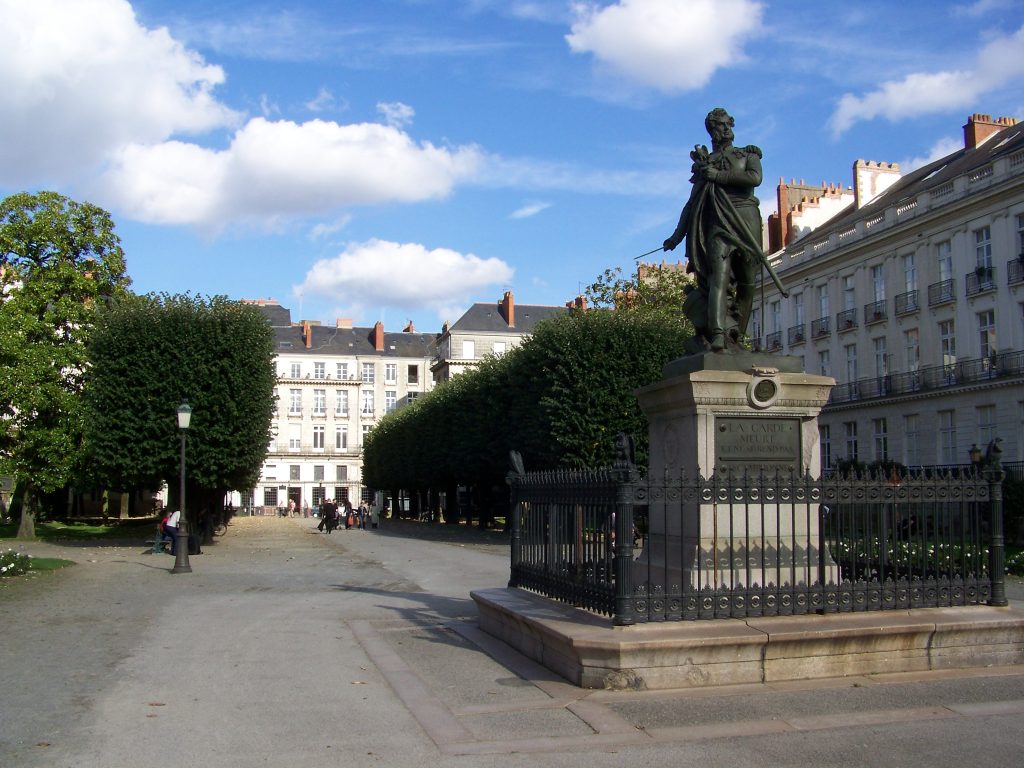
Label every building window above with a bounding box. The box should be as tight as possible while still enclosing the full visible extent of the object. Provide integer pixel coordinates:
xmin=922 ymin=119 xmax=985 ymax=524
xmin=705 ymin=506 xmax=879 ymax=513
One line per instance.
xmin=312 ymin=389 xmax=326 ymax=415
xmin=938 ymin=410 xmax=957 ymax=464
xmin=936 ymin=240 xmax=952 ymax=282
xmin=263 ymin=487 xmax=279 ymax=507
xmin=336 ymin=465 xmax=348 ymax=482
xmin=902 ymin=253 xmax=917 ymax=292
xmin=361 ymin=424 xmax=372 ymax=445
xmin=977 ymin=404 xmax=997 ymax=449
xmin=312 ymin=486 xmax=325 ymax=507
xmin=751 ymin=308 xmax=761 ymax=339
xmin=385 ymin=363 xmax=397 ymax=384
xmin=842 ymin=275 xmax=856 ymax=311
xmin=408 ymin=364 xmax=419 ymax=384
xmin=314 ymin=362 xmax=325 ymax=379
xmin=844 ymin=344 xmax=857 ymax=384
xmin=361 ymin=390 xmax=374 ymax=415
xmin=335 ymin=389 xmax=348 ymax=416
xmin=904 ymin=414 xmax=921 ymax=467
xmin=336 ymin=362 xmax=349 ymax=380
xmin=290 ymin=464 xmax=300 ymax=481
xmin=871 ymin=264 xmax=885 ymax=302
xmin=820 ymin=424 xmax=832 ymax=470
xmin=793 ymin=292 xmax=804 ymax=325
xmin=362 ymin=362 xmax=375 ymax=383
xmin=977 ymin=310 xmax=996 ymax=362
xmin=904 ymin=329 xmax=920 ymax=372
xmin=1017 ymin=213 xmax=1024 ymax=256
xmin=463 ymin=340 xmax=475 ymax=359
xmin=817 ymin=284 xmax=829 ymax=320
xmin=289 ymin=388 xmax=302 ymax=415
xmin=873 ymin=337 xmax=888 ymax=378
xmin=290 ymin=362 xmax=301 ymax=378
xmin=385 ymin=390 xmax=397 ymax=413
xmin=873 ymin=418 xmax=888 ymax=461
xmin=288 ymin=425 xmax=300 ymax=450
xmin=818 ymin=349 xmax=830 ymax=377
xmin=974 ymin=225 xmax=992 ymax=270
xmin=844 ymin=421 xmax=858 ymax=462
xmin=312 ymin=425 xmax=325 ymax=449
xmin=939 ymin=319 xmax=956 ymax=379
xmin=769 ymin=300 xmax=781 ymax=333
xmin=493 ymin=341 xmax=507 ymax=356
xmin=313 ymin=464 xmax=324 ymax=482
xmin=335 ymin=426 xmax=348 ymax=450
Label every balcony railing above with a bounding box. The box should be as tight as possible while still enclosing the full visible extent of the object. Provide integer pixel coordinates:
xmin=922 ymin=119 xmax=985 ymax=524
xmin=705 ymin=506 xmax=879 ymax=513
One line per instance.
xmin=864 ymin=300 xmax=887 ymax=325
xmin=765 ymin=331 xmax=782 ymax=351
xmin=1009 ymin=257 xmax=1024 ymax=286
xmin=811 ymin=316 xmax=831 ymax=339
xmin=927 ymin=279 xmax=956 ymax=306
xmin=966 ymin=266 xmax=997 ymax=296
xmin=894 ymin=290 xmax=919 ymax=315
xmin=836 ymin=308 xmax=857 ymax=332
xmin=827 ymin=350 xmax=1024 ymax=405
xmin=787 ymin=324 xmax=806 ymax=346
xmin=269 ymin=444 xmax=359 ymax=457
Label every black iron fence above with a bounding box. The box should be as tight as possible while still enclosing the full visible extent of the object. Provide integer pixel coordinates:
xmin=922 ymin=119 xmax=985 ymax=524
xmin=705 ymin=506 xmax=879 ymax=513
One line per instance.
xmin=508 ymin=456 xmax=1008 ymax=626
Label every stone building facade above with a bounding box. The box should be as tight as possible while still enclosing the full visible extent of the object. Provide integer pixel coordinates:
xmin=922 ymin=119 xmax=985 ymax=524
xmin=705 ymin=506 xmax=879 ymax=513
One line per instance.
xmin=754 ymin=113 xmax=1024 ymax=467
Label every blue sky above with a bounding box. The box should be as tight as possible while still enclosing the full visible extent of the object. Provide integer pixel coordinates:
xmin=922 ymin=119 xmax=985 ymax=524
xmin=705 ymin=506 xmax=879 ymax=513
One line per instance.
xmin=2 ymin=0 xmax=1023 ymax=332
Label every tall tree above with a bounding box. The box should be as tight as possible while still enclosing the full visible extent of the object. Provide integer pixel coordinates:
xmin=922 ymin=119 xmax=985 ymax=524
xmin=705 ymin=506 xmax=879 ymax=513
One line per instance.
xmin=83 ymin=294 xmax=276 ymax=535
xmin=0 ymin=192 xmax=130 ymax=538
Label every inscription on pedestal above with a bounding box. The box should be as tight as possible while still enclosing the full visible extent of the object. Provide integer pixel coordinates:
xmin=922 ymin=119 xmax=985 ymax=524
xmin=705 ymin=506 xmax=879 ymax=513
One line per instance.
xmin=716 ymin=417 xmax=800 ymax=472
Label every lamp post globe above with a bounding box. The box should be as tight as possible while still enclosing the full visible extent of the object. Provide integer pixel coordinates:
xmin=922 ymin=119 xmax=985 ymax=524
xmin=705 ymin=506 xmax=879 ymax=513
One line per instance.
xmin=172 ymin=400 xmax=193 ymax=574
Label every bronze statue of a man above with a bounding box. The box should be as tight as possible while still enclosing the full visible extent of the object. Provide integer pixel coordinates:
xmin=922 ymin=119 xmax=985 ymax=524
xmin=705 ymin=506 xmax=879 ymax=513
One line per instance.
xmin=663 ymin=108 xmax=767 ymax=353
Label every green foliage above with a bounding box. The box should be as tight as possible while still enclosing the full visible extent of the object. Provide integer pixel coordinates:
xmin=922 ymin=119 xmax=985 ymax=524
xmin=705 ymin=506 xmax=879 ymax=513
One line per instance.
xmin=364 ymin=309 xmax=691 ymax=493
xmin=0 ymin=192 xmax=130 ymax=527
xmin=0 ymin=548 xmax=32 ymax=576
xmin=83 ymin=293 xmax=276 ymax=500
xmin=584 ymin=262 xmax=693 ymax=325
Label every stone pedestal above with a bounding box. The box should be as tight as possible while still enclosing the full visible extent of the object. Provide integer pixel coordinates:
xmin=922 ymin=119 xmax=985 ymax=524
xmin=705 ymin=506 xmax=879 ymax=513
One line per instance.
xmin=634 ymin=353 xmax=836 ymax=591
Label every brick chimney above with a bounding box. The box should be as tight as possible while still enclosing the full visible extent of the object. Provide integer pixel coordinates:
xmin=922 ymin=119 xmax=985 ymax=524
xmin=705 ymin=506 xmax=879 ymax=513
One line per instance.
xmin=336 ymin=318 xmax=352 ymax=329
xmin=302 ymin=320 xmax=313 ymax=349
xmin=403 ymin=320 xmax=415 ymax=333
xmin=499 ymin=291 xmax=515 ymax=328
xmin=964 ymin=114 xmax=1019 ymax=150
xmin=372 ymin=320 xmax=384 ymax=351
xmin=565 ymin=295 xmax=588 ymax=311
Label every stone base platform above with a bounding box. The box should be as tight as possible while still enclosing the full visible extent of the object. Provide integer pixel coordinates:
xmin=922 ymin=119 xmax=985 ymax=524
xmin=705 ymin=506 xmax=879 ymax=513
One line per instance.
xmin=471 ymin=587 xmax=1024 ymax=691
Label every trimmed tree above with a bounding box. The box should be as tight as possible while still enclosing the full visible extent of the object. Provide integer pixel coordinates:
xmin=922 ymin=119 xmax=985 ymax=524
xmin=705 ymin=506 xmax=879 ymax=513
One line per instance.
xmin=0 ymin=192 xmax=130 ymax=538
xmin=363 ymin=306 xmax=692 ymax=524
xmin=83 ymin=294 xmax=276 ymax=538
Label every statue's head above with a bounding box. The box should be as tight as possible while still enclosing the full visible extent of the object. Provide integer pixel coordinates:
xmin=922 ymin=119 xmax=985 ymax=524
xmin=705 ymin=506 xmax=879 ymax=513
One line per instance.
xmin=705 ymin=108 xmax=735 ymax=144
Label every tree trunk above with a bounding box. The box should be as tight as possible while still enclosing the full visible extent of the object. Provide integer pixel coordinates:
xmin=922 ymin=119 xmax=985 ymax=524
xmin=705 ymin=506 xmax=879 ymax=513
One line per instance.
xmin=16 ymin=485 xmax=36 ymax=540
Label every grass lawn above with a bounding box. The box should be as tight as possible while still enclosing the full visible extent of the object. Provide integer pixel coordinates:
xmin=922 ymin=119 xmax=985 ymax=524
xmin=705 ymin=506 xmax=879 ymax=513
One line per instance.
xmin=0 ymin=517 xmax=157 ymax=542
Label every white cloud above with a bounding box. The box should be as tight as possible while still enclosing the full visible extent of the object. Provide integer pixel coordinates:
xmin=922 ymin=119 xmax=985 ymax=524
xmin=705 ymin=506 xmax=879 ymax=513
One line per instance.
xmin=377 ymin=102 xmax=416 ymax=129
xmin=829 ymin=25 xmax=1024 ymax=137
xmin=99 ymin=117 xmax=483 ymax=230
xmin=0 ymin=0 xmax=239 ymax=186
xmin=308 ymin=215 xmax=354 ymax=240
xmin=295 ymin=239 xmax=514 ymax=321
xmin=565 ymin=0 xmax=764 ymax=92
xmin=953 ymin=0 xmax=1016 ymax=17
xmin=305 ymin=88 xmax=336 ymax=113
xmin=510 ymin=201 xmax=553 ymax=219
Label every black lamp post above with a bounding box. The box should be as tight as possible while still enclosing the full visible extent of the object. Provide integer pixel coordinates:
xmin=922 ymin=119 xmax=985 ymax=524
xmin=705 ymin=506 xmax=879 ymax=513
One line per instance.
xmin=171 ymin=400 xmax=193 ymax=574
xmin=969 ymin=443 xmax=983 ymax=471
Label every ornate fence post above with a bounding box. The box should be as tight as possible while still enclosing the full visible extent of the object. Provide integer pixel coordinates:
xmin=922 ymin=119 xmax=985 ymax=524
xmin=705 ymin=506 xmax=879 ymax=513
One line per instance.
xmin=612 ymin=434 xmax=638 ymax=627
xmin=985 ymin=439 xmax=1007 ymax=607
xmin=507 ymin=450 xmax=525 ymax=589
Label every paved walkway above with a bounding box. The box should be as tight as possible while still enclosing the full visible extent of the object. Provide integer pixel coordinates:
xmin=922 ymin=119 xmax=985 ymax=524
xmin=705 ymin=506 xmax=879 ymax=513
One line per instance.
xmin=2 ymin=516 xmax=1022 ymax=767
